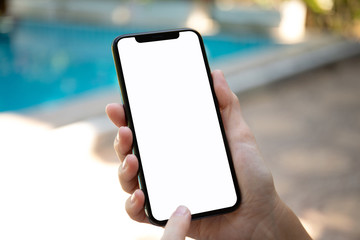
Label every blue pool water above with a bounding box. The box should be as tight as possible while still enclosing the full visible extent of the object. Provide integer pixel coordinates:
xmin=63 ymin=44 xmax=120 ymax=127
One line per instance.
xmin=0 ymin=19 xmax=279 ymax=111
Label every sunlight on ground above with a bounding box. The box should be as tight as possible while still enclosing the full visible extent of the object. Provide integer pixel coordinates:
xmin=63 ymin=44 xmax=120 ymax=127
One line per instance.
xmin=0 ymin=113 xmax=165 ymax=240
xmin=300 ymin=207 xmax=358 ymax=240
xmin=299 ymin=217 xmax=323 ymax=239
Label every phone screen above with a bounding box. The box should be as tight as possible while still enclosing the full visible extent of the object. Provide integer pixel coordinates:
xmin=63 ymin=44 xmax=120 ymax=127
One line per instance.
xmin=114 ymin=30 xmax=240 ymax=223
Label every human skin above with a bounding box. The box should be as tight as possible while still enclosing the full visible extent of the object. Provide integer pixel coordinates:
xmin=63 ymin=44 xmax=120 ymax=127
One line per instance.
xmin=106 ymin=70 xmax=312 ymax=240
xmin=161 ymin=206 xmax=191 ymax=240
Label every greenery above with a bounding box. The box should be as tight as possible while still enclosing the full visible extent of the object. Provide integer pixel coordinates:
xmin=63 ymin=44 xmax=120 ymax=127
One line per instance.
xmin=241 ymin=0 xmax=360 ymax=37
xmin=304 ymin=0 xmax=360 ymax=38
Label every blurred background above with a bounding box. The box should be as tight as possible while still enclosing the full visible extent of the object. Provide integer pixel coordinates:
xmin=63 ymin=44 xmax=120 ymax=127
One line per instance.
xmin=0 ymin=0 xmax=359 ymax=239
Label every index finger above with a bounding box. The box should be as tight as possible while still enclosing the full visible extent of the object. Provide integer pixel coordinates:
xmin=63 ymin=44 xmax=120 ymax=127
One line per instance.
xmin=106 ymin=103 xmax=127 ymax=127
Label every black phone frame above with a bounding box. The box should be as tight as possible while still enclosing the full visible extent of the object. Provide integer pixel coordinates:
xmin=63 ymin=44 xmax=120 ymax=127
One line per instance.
xmin=112 ymin=28 xmax=241 ymax=226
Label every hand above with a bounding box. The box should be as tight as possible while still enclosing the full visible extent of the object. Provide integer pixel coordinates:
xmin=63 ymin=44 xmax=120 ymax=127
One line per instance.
xmin=161 ymin=206 xmax=191 ymax=240
xmin=106 ymin=70 xmax=312 ymax=240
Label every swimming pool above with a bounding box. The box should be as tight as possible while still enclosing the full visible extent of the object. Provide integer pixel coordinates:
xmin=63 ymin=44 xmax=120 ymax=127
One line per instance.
xmin=0 ymin=19 xmax=279 ymax=111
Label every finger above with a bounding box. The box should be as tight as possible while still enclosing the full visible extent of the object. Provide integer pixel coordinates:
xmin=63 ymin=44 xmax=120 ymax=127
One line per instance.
xmin=106 ymin=103 xmax=127 ymax=128
xmin=125 ymin=189 xmax=149 ymax=224
xmin=212 ymin=70 xmax=254 ymax=143
xmin=114 ymin=126 xmax=133 ymax=162
xmin=212 ymin=69 xmax=259 ymax=193
xmin=161 ymin=206 xmax=191 ymax=240
xmin=212 ymin=70 xmax=237 ymax=112
xmin=118 ymin=154 xmax=139 ymax=193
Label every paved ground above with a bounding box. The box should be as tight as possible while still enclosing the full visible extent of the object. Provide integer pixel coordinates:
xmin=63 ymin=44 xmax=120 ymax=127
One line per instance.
xmin=95 ymin=55 xmax=360 ymax=239
xmin=236 ymin=55 xmax=360 ymax=239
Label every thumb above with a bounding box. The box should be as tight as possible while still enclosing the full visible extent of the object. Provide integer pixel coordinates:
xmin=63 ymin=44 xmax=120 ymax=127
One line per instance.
xmin=212 ymin=69 xmax=235 ymax=111
xmin=161 ymin=206 xmax=191 ymax=240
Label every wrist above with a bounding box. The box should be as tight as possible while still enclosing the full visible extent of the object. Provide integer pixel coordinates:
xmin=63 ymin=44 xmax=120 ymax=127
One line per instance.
xmin=252 ymin=194 xmax=312 ymax=240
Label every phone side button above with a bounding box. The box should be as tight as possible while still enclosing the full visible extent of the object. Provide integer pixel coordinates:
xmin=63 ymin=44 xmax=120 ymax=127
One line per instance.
xmin=144 ymin=207 xmax=149 ymax=217
xmin=138 ymin=175 xmax=143 ymax=190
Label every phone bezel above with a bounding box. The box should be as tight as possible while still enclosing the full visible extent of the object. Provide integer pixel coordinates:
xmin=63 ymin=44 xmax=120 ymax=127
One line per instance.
xmin=112 ymin=28 xmax=241 ymax=226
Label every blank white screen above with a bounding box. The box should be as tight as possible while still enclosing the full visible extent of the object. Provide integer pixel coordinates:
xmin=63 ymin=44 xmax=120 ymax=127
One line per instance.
xmin=118 ymin=31 xmax=237 ymax=221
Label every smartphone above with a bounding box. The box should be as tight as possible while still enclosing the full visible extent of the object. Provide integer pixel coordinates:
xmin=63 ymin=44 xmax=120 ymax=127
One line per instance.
xmin=112 ymin=29 xmax=241 ymax=225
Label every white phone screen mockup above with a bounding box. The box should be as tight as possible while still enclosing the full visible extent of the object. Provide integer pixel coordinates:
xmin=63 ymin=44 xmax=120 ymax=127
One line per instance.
xmin=112 ymin=29 xmax=240 ymax=225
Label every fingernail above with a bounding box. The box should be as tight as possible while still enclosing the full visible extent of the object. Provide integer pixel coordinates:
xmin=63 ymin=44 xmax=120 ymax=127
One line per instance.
xmin=174 ymin=206 xmax=189 ymax=216
xmin=116 ymin=129 xmax=120 ymax=142
xmin=130 ymin=192 xmax=136 ymax=203
xmin=122 ymin=157 xmax=127 ymax=170
xmin=105 ymin=104 xmax=110 ymax=112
